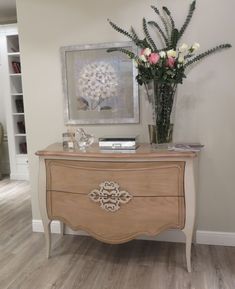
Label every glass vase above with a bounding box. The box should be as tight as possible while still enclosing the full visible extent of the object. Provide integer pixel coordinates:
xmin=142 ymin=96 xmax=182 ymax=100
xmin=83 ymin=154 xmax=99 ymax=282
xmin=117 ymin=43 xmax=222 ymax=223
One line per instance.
xmin=145 ymin=80 xmax=177 ymax=148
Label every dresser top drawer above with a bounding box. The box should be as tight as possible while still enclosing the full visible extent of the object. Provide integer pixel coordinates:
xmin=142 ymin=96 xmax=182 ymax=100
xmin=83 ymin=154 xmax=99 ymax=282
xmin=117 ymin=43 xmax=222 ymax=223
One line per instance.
xmin=46 ymin=160 xmax=185 ymax=197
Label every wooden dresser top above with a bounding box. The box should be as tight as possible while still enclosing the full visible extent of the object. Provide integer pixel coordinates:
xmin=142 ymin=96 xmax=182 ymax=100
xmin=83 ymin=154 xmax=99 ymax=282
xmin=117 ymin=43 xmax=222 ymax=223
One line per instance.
xmin=36 ymin=143 xmax=197 ymax=159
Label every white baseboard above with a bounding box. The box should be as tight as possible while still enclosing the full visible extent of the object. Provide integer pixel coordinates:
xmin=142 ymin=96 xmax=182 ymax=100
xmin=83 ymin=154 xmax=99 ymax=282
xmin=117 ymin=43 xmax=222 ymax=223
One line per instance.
xmin=196 ymin=230 xmax=235 ymax=246
xmin=32 ymin=220 xmax=235 ymax=247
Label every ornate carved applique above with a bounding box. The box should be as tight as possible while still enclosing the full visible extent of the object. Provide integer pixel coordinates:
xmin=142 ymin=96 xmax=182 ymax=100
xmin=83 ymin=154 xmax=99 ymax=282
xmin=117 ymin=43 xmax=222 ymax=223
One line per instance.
xmin=89 ymin=181 xmax=132 ymax=212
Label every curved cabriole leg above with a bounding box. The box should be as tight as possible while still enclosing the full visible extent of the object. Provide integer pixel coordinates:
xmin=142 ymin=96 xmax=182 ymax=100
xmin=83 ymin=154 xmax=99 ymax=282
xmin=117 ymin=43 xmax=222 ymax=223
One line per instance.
xmin=183 ymin=228 xmax=193 ymax=272
xmin=44 ymin=220 xmax=52 ymax=258
xmin=182 ymin=158 xmax=196 ymax=273
xmin=38 ymin=157 xmax=52 ymax=258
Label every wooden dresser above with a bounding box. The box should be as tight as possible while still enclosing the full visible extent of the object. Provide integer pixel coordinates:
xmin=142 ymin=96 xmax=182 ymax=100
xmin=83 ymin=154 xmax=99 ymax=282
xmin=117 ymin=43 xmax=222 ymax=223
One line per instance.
xmin=36 ymin=143 xmax=198 ymax=272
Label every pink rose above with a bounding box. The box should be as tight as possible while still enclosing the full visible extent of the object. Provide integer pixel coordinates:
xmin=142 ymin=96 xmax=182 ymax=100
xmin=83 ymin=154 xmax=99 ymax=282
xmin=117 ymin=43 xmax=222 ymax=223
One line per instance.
xmin=166 ymin=56 xmax=175 ymax=68
xmin=148 ymin=53 xmax=160 ymax=64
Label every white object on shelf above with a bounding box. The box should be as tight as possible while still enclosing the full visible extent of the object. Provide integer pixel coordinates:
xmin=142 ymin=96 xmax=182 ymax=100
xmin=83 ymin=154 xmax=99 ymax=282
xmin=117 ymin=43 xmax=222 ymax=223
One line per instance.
xmin=168 ymin=143 xmax=204 ymax=152
xmin=99 ymin=136 xmax=139 ymax=150
xmin=0 ymin=24 xmax=29 ymax=180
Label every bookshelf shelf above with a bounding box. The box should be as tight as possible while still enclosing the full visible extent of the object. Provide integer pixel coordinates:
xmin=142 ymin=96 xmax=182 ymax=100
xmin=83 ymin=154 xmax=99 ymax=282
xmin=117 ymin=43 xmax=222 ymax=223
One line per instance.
xmin=9 ymin=73 xmax=22 ymax=76
xmin=12 ymin=113 xmax=24 ymax=116
xmin=15 ymin=134 xmax=27 ymax=137
xmin=8 ymin=52 xmax=20 ymax=56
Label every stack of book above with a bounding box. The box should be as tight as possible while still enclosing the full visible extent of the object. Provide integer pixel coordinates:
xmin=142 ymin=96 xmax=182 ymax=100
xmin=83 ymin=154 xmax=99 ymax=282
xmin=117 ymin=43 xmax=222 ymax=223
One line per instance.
xmin=99 ymin=136 xmax=139 ymax=151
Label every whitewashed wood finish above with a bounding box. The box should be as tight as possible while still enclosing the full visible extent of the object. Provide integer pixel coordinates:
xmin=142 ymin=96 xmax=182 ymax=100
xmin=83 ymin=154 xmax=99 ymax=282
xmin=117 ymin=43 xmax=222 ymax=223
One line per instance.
xmin=38 ymin=157 xmax=51 ymax=258
xmin=1 ymin=178 xmax=235 ymax=289
xmin=182 ymin=158 xmax=196 ymax=272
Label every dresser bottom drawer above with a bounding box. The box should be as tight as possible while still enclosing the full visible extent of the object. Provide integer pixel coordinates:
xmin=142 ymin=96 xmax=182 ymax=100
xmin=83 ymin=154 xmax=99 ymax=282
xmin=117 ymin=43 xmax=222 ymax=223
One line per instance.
xmin=47 ymin=191 xmax=185 ymax=244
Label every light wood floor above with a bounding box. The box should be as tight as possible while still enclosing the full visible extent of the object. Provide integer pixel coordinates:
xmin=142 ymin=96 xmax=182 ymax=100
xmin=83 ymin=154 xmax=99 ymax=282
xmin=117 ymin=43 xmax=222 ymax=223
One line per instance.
xmin=0 ymin=178 xmax=235 ymax=289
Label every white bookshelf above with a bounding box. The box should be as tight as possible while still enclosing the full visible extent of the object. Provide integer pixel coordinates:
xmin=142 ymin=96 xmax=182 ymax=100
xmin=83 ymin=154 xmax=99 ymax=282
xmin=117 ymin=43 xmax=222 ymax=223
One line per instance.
xmin=0 ymin=24 xmax=29 ymax=180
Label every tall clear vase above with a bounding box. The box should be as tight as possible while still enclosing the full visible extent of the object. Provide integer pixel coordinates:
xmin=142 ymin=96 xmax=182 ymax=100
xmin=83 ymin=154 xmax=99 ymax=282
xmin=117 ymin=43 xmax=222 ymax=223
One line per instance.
xmin=145 ymin=80 xmax=177 ymax=148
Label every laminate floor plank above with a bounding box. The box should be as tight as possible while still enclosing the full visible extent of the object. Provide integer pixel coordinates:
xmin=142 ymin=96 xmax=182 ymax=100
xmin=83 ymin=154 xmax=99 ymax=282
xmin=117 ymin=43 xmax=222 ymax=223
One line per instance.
xmin=0 ymin=178 xmax=235 ymax=289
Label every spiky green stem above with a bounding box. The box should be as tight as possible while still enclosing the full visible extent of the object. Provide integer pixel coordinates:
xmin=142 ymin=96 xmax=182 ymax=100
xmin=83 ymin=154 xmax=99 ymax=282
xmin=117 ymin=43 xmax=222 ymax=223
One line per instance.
xmin=185 ymin=44 xmax=231 ymax=68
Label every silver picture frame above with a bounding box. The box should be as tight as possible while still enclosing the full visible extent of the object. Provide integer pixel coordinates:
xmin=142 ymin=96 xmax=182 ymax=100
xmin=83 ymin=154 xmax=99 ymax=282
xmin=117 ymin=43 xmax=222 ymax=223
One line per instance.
xmin=60 ymin=41 xmax=139 ymax=124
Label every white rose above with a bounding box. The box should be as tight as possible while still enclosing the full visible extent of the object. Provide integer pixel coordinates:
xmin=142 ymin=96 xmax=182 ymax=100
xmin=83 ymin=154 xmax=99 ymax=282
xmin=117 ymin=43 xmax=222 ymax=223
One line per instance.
xmin=139 ymin=54 xmax=147 ymax=62
xmin=159 ymin=51 xmax=166 ymax=58
xmin=178 ymin=55 xmax=185 ymax=63
xmin=192 ymin=42 xmax=200 ymax=51
xmin=179 ymin=43 xmax=188 ymax=53
xmin=167 ymin=49 xmax=177 ymax=58
xmin=143 ymin=48 xmax=151 ymax=56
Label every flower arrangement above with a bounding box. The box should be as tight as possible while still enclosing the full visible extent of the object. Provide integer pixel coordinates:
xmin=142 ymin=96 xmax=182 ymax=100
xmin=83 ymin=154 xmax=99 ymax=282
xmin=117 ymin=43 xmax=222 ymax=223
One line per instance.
xmin=107 ymin=1 xmax=231 ymax=87
xmin=107 ymin=1 xmax=231 ymax=144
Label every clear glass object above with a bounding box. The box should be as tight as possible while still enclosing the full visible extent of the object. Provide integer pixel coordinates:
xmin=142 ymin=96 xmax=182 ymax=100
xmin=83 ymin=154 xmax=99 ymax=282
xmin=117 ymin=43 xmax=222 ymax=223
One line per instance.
xmin=75 ymin=128 xmax=94 ymax=150
xmin=145 ymin=79 xmax=177 ymax=147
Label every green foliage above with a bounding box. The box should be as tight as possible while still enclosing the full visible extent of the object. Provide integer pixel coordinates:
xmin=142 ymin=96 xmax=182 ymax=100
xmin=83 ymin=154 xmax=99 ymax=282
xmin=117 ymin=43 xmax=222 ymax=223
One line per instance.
xmin=106 ymin=47 xmax=137 ymax=61
xmin=151 ymin=5 xmax=170 ymax=38
xmin=162 ymin=6 xmax=175 ymax=31
xmin=170 ymin=29 xmax=179 ymax=50
xmin=107 ymin=1 xmax=231 ymax=87
xmin=107 ymin=19 xmax=137 ymax=45
xmin=148 ymin=21 xmax=169 ymax=47
xmin=185 ymin=44 xmax=232 ymax=68
xmin=178 ymin=1 xmax=196 ymax=40
xmin=143 ymin=18 xmax=158 ymax=51
xmin=130 ymin=27 xmax=141 ymax=45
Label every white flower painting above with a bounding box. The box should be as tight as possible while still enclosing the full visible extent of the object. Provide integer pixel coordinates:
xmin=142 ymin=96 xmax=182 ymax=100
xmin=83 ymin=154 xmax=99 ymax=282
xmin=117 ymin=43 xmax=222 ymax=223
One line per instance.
xmin=61 ymin=42 xmax=139 ymax=124
xmin=77 ymin=62 xmax=118 ymax=110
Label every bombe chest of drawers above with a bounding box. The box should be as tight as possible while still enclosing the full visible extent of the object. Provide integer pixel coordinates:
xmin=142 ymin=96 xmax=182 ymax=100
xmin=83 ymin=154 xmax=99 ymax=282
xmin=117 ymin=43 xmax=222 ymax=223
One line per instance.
xmin=36 ymin=143 xmax=198 ymax=272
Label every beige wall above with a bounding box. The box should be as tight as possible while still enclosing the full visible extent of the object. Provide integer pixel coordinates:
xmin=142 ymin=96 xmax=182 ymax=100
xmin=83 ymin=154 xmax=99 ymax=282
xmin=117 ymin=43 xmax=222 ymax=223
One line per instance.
xmin=16 ymin=0 xmax=235 ymax=232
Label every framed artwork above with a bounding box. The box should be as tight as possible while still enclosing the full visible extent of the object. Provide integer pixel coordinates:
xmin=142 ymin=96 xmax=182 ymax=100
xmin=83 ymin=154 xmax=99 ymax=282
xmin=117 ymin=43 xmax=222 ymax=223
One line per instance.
xmin=60 ymin=42 xmax=139 ymax=124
